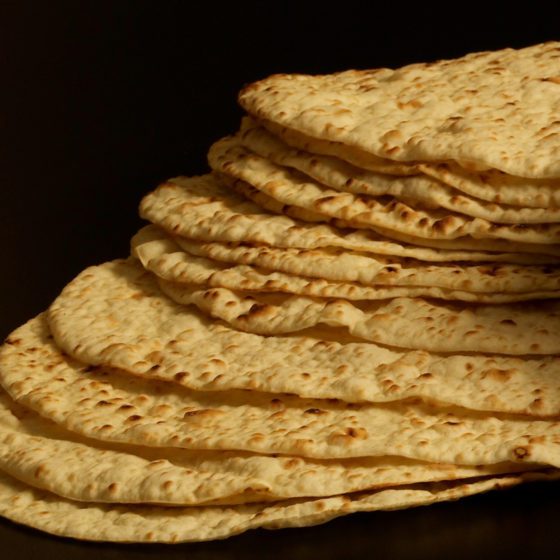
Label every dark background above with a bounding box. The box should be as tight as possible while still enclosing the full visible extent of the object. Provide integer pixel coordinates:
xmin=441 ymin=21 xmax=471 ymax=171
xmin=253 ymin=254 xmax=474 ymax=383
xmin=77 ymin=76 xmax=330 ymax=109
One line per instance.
xmin=1 ymin=2 xmax=559 ymax=557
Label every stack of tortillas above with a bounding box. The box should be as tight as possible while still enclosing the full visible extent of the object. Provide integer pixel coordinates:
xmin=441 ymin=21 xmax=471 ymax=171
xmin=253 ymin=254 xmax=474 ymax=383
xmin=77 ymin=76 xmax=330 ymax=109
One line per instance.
xmin=1 ymin=43 xmax=560 ymax=544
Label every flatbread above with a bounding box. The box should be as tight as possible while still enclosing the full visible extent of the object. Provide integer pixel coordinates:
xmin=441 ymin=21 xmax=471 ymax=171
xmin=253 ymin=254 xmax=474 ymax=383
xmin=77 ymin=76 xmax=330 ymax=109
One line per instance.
xmin=44 ymin=260 xmax=560 ymax=414
xmin=2 ymin=470 xmax=555 ymax=543
xmin=158 ymin=281 xmax=560 ymax=355
xmin=261 ymin=119 xmax=560 ymax=208
xmin=226 ymin=175 xmax=560 ymax=254
xmin=139 ymin=175 xmax=560 ymax=262
xmin=239 ymin=43 xmax=560 ymax=178
xmin=240 ymin=119 xmax=560 ymax=223
xmin=232 ymin=168 xmax=560 ymax=254
xmin=4 ymin=391 xmax=517 ymax=505
xmin=132 ymin=227 xmax=560 ymax=303
xmin=420 ymin=162 xmax=560 ymax=209
xmin=208 ymin=136 xmax=560 ymax=244
xmin=3 ymin=312 xmax=560 ymax=465
xmin=172 ymin=235 xmax=560 ymax=295
xmin=261 ymin=118 xmax=419 ymax=175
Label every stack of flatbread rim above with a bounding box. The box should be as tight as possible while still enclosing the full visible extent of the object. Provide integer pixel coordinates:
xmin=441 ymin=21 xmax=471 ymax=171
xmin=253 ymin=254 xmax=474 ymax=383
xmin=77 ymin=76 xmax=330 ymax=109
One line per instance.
xmin=1 ymin=42 xmax=560 ymax=544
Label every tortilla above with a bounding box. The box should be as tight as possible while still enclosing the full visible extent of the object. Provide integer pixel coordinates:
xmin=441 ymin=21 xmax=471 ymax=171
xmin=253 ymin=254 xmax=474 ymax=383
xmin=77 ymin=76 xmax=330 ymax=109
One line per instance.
xmin=2 ymin=470 xmax=556 ymax=543
xmin=158 ymin=280 xmax=560 ymax=355
xmin=132 ymin=227 xmax=560 ymax=304
xmin=208 ymin=136 xmax=560 ymax=244
xmin=4 ymin=391 xmax=522 ymax=506
xmin=139 ymin=175 xmax=560 ymax=262
xmin=4 ymin=311 xmax=560 ymax=465
xmin=239 ymin=43 xmax=560 ymax=178
xmin=43 ymin=259 xmax=560 ymax=414
xmin=240 ymin=119 xmax=560 ymax=223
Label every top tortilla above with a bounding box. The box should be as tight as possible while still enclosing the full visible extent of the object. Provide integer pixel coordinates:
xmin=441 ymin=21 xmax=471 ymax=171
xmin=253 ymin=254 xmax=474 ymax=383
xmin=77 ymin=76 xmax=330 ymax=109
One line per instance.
xmin=239 ymin=43 xmax=560 ymax=178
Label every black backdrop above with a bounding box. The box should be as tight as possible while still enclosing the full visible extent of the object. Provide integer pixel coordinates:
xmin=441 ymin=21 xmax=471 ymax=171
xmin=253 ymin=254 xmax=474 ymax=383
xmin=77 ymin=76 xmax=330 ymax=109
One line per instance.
xmin=1 ymin=2 xmax=559 ymax=558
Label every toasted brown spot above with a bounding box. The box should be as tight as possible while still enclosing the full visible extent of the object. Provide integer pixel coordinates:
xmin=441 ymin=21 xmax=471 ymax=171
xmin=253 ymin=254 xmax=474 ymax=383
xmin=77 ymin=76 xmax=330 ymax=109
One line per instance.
xmin=183 ymin=409 xmax=205 ymax=417
xmin=304 ymin=408 xmax=327 ymax=415
xmin=108 ymin=483 xmax=118 ymax=493
xmin=432 ymin=216 xmax=455 ymax=232
xmin=397 ymin=99 xmax=423 ymax=110
xmin=530 ymin=398 xmax=543 ymax=410
xmin=4 ymin=338 xmax=21 ymax=346
xmin=542 ymin=76 xmax=560 ymax=84
xmin=314 ymin=501 xmax=326 ymax=512
xmin=482 ymin=368 xmax=514 ymax=382
xmin=419 ymin=372 xmax=433 ymax=379
xmin=209 ymin=358 xmax=226 ymax=367
xmin=513 ymin=446 xmax=530 ymax=459
xmin=315 ymin=195 xmax=338 ymax=205
xmin=96 ymin=400 xmax=112 ymax=407
xmin=182 ymin=408 xmax=223 ymax=419
xmin=483 ymin=266 xmax=502 ymax=277
xmin=346 ymin=427 xmax=368 ymax=439
xmin=282 ymin=458 xmax=303 ymax=469
xmin=126 ymin=415 xmax=142 ymax=422
xmin=238 ymin=303 xmax=273 ymax=320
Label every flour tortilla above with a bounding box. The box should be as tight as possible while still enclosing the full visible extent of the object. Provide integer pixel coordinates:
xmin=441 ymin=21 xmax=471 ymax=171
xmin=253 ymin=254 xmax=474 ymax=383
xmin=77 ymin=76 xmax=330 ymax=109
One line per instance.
xmin=260 ymin=119 xmax=560 ymax=209
xmin=158 ymin=280 xmax=560 ymax=355
xmin=240 ymin=119 xmax=560 ymax=224
xmin=4 ymin=392 xmax=517 ymax=506
xmin=208 ymin=136 xmax=560 ymax=244
xmin=2 ymin=470 xmax=556 ymax=543
xmin=239 ymin=43 xmax=560 ymax=178
xmin=132 ymin=227 xmax=560 ymax=303
xmin=5 ymin=312 xmax=560 ymax=464
xmin=351 ymin=224 xmax=560 ymax=256
xmin=43 ymin=260 xmax=560 ymax=415
xmin=172 ymin=235 xmax=560 ymax=295
xmin=261 ymin=118 xmax=419 ymax=175
xmin=139 ymin=175 xmax=560 ymax=262
xmin=419 ymin=162 xmax=560 ymax=209
xmin=229 ymin=174 xmax=560 ymax=255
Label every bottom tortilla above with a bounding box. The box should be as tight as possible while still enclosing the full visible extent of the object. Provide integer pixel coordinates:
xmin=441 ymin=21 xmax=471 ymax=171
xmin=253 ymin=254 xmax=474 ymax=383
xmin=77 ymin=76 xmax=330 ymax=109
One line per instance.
xmin=0 ymin=469 xmax=558 ymax=543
